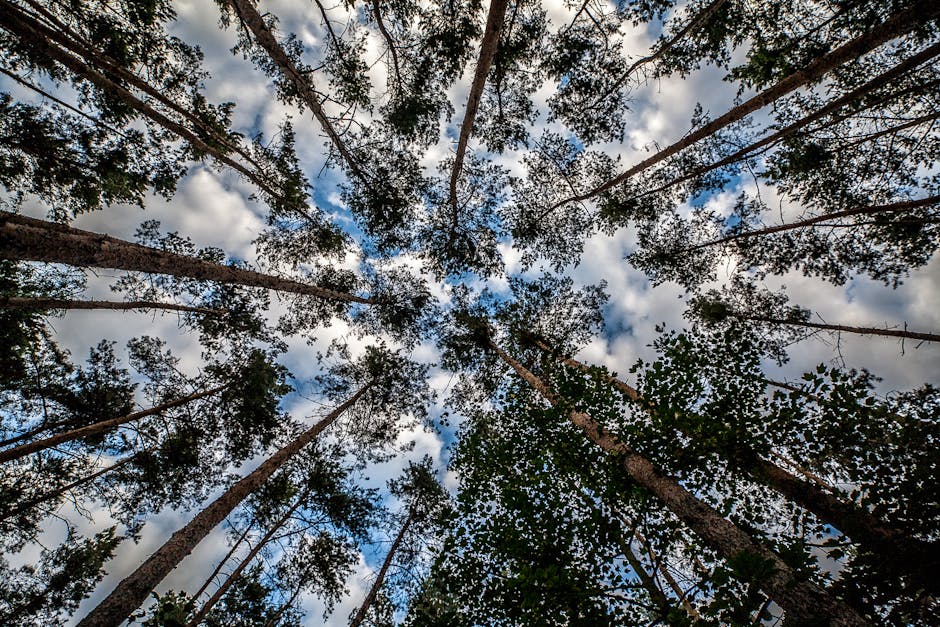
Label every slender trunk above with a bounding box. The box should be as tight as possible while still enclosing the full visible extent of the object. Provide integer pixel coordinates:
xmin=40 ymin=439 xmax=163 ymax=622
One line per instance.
xmin=0 ymin=0 xmax=306 ymax=219
xmin=448 ymin=0 xmax=510 ymax=227
xmin=538 ymin=342 xmax=938 ymax=590
xmin=1 ymin=448 xmax=144 ymax=522
xmin=633 ymin=529 xmax=700 ymax=620
xmin=0 ymin=386 xmax=225 ymax=464
xmin=263 ymin=582 xmax=303 ymax=627
xmin=349 ymin=507 xmax=416 ymax=627
xmin=189 ymin=521 xmax=254 ymax=606
xmin=76 ymin=382 xmax=371 ymax=627
xmin=186 ymin=496 xmax=305 ymax=627
xmin=490 ymin=341 xmax=868 ymax=626
xmin=225 ymin=0 xmax=367 ymax=183
xmin=619 ymin=530 xmax=672 ymax=620
xmin=0 ymin=214 xmax=375 ymax=304
xmin=688 ymin=195 xmax=940 ymax=252
xmin=548 ymin=0 xmax=939 ymax=211
xmin=587 ymin=0 xmax=730 ymax=107
xmin=371 ymin=0 xmax=403 ymax=90
xmin=634 ymin=43 xmax=940 ymax=207
xmin=0 ymin=296 xmax=223 ymax=315
xmin=750 ymin=315 xmax=940 ymax=343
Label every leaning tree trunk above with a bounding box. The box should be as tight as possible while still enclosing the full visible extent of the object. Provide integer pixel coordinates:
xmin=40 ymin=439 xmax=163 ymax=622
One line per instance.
xmin=349 ymin=507 xmax=416 ymax=627
xmin=0 ymin=448 xmax=146 ymax=523
xmin=688 ymin=195 xmax=940 ymax=252
xmin=536 ymin=341 xmax=939 ymax=592
xmin=0 ymin=0 xmax=311 ymax=220
xmin=448 ymin=0 xmax=510 ymax=224
xmin=549 ymin=0 xmax=940 ymax=210
xmin=186 ymin=494 xmax=306 ymax=627
xmin=76 ymin=382 xmax=372 ymax=627
xmin=490 ymin=341 xmax=868 ymax=626
xmin=0 ymin=214 xmax=375 ymax=304
xmin=0 ymin=296 xmax=223 ymax=315
xmin=619 ymin=530 xmax=673 ymax=621
xmin=748 ymin=315 xmax=940 ymax=343
xmin=0 ymin=386 xmax=225 ymax=464
xmin=631 ymin=529 xmax=700 ymax=621
xmin=225 ymin=0 xmax=367 ymax=184
xmin=188 ymin=520 xmax=254 ymax=607
xmin=635 ymin=43 xmax=940 ymax=206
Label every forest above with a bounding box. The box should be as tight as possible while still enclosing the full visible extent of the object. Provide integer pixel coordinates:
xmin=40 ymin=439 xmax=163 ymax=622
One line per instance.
xmin=0 ymin=0 xmax=938 ymax=625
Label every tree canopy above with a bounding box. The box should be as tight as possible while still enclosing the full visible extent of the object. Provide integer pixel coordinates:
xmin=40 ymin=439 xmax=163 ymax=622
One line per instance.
xmin=0 ymin=0 xmax=937 ymax=625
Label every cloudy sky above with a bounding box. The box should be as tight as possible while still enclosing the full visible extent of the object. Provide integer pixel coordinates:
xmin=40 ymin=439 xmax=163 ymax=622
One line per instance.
xmin=4 ymin=0 xmax=938 ymax=624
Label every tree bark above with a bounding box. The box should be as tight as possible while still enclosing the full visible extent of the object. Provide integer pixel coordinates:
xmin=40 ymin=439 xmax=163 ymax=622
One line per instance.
xmin=349 ymin=507 xmax=416 ymax=627
xmin=618 ymin=529 xmax=673 ymax=620
xmin=490 ymin=341 xmax=868 ymax=626
xmin=0 ymin=296 xmax=223 ymax=315
xmin=186 ymin=496 xmax=305 ymax=627
xmin=750 ymin=315 xmax=940 ymax=343
xmin=536 ymin=342 xmax=938 ymax=592
xmin=0 ymin=213 xmax=375 ymax=304
xmin=448 ymin=0 xmax=510 ymax=228
xmin=76 ymin=382 xmax=371 ymax=627
xmin=0 ymin=386 xmax=226 ymax=464
xmin=688 ymin=195 xmax=940 ymax=251
xmin=224 ymin=0 xmax=367 ymax=184
xmin=548 ymin=0 xmax=940 ymax=211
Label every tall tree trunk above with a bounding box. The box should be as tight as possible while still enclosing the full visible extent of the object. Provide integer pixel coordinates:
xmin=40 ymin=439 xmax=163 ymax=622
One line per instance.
xmin=536 ymin=342 xmax=939 ymax=592
xmin=448 ymin=0 xmax=510 ymax=226
xmin=0 ymin=296 xmax=223 ymax=315
xmin=370 ymin=0 xmax=403 ymax=90
xmin=186 ymin=495 xmax=306 ymax=627
xmin=632 ymin=528 xmax=700 ymax=620
xmin=76 ymin=382 xmax=371 ymax=627
xmin=0 ymin=0 xmax=309 ymax=220
xmin=548 ymin=0 xmax=939 ymax=211
xmin=619 ymin=531 xmax=673 ymax=621
xmin=749 ymin=315 xmax=940 ymax=343
xmin=349 ymin=507 xmax=416 ymax=627
xmin=490 ymin=341 xmax=868 ymax=626
xmin=262 ymin=581 xmax=304 ymax=627
xmin=0 ymin=448 xmax=145 ymax=522
xmin=0 ymin=214 xmax=375 ymax=304
xmin=688 ymin=195 xmax=940 ymax=252
xmin=189 ymin=520 xmax=254 ymax=607
xmin=0 ymin=386 xmax=225 ymax=464
xmin=224 ymin=0 xmax=367 ymax=184
xmin=587 ymin=0 xmax=730 ymax=107
xmin=633 ymin=43 xmax=940 ymax=206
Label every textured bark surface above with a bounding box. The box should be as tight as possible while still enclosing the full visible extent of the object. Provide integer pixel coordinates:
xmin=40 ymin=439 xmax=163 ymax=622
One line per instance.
xmin=349 ymin=506 xmax=416 ymax=627
xmin=76 ymin=384 xmax=369 ymax=627
xmin=0 ymin=386 xmax=225 ymax=464
xmin=448 ymin=0 xmax=511 ymax=225
xmin=0 ymin=214 xmax=373 ymax=304
xmin=491 ymin=342 xmax=869 ymax=626
xmin=550 ymin=0 xmax=940 ymax=210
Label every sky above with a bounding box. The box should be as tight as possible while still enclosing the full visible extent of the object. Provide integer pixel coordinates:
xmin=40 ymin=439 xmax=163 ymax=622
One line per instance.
xmin=2 ymin=0 xmax=938 ymax=624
